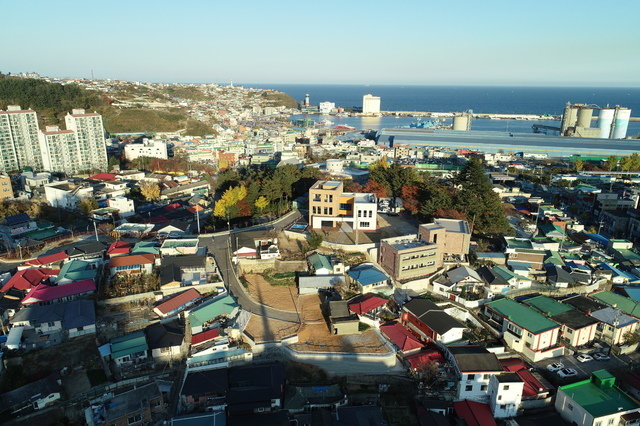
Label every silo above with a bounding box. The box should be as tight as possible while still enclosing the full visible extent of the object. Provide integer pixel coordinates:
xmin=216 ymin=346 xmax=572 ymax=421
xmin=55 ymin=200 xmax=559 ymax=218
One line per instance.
xmin=612 ymin=107 xmax=632 ymax=139
xmin=561 ymin=103 xmax=579 ymax=135
xmin=576 ymin=107 xmax=593 ymax=128
xmin=453 ymin=114 xmax=470 ymax=131
xmin=597 ymin=108 xmax=615 ymax=138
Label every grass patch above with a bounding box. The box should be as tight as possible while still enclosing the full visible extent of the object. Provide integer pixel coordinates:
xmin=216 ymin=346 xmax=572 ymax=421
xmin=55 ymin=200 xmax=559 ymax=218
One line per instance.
xmin=87 ymin=369 xmax=108 ymax=387
xmin=104 ymin=108 xmax=186 ymax=133
xmin=185 ymin=119 xmax=216 ymax=137
xmin=263 ymin=268 xmax=295 ymax=287
xmin=239 ymin=276 xmax=249 ymax=289
xmin=358 ymin=322 xmax=371 ymax=332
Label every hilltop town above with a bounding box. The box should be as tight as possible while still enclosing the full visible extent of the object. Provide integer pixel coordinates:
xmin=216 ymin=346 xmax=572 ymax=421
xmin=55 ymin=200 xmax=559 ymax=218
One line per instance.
xmin=3 ymin=73 xmax=640 ymax=426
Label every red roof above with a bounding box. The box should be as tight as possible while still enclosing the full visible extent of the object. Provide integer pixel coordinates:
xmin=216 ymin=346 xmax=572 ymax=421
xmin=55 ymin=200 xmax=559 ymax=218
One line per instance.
xmin=517 ymin=369 xmax=548 ymax=399
xmin=380 ymin=322 xmax=424 ymax=352
xmin=22 ymin=279 xmax=96 ymax=305
xmin=108 ymin=253 xmax=155 ymax=268
xmin=403 ymin=348 xmax=445 ymax=371
xmin=500 ymin=358 xmax=530 ymax=372
xmin=453 ymin=400 xmax=496 ymax=426
xmin=89 ymin=172 xmax=117 ymax=181
xmin=154 ymin=288 xmax=201 ymax=315
xmin=187 ymin=205 xmax=204 ymax=213
xmin=163 ymin=202 xmax=182 ymax=211
xmin=1 ymin=268 xmax=60 ymax=292
xmin=348 ymin=293 xmax=387 ymax=315
xmin=191 ymin=328 xmax=220 ymax=346
xmin=23 ymin=251 xmax=68 ymax=267
xmin=107 ymin=241 xmax=131 ymax=256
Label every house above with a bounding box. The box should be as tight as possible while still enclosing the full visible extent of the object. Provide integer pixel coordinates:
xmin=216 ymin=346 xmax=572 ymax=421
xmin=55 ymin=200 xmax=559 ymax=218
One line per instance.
xmin=21 ymin=279 xmax=96 ymax=305
xmin=0 ymin=289 xmax=22 ymax=321
xmin=329 ymin=301 xmax=359 ymax=335
xmin=544 ymin=264 xmax=576 ymax=288
xmin=589 ymin=307 xmax=638 ymax=345
xmin=55 ymin=259 xmax=99 ymax=284
xmin=153 ymin=288 xmax=202 ymax=318
xmin=1 ymin=268 xmax=59 ymax=292
xmin=431 ymin=265 xmax=485 ymax=302
xmin=522 ymin=295 xmax=573 ymax=317
xmin=401 ymin=298 xmax=466 ymax=344
xmin=488 ymin=372 xmax=524 ymax=418
xmin=10 ymin=299 xmax=95 ymax=338
xmin=85 ymin=382 xmax=164 ymax=426
xmin=187 ymin=294 xmax=239 ymax=335
xmin=550 ymin=309 xmax=600 ymax=348
xmin=379 ymin=235 xmax=440 ymax=282
xmin=226 ymin=362 xmax=286 ymax=416
xmin=44 ymin=180 xmax=93 ymax=210
xmin=155 ymin=220 xmax=190 ymax=237
xmin=254 ymin=237 xmax=281 ymax=260
xmin=160 ymin=255 xmax=207 ymax=288
xmin=108 ymin=253 xmax=155 ymax=276
xmin=22 ymin=250 xmax=68 ymax=269
xmin=180 ymin=368 xmax=228 ymax=412
xmin=484 ymin=298 xmax=563 ymax=361
xmin=3 ymin=212 xmax=37 ymax=236
xmin=453 ymin=400 xmax=497 ymax=426
xmin=380 ymin=321 xmax=424 ymax=353
xmin=308 ymin=180 xmax=377 ymax=231
xmin=298 ymin=274 xmax=345 ymax=296
xmin=0 ymin=374 xmax=63 ymax=415
xmin=283 ymin=384 xmax=347 ymax=414
xmin=107 ymin=241 xmax=131 ymax=258
xmin=492 ymin=265 xmax=533 ymax=290
xmin=190 ymin=328 xmax=220 ymax=348
xmin=477 ymin=266 xmax=510 ymax=296
xmin=419 ymin=218 xmax=471 ymax=265
xmin=346 ymin=262 xmax=392 ymax=294
xmin=307 ymin=253 xmax=334 ymax=275
xmin=555 ymin=370 xmax=640 ymax=426
xmin=160 ymin=239 xmax=200 ymax=257
xmin=109 ymin=330 xmax=149 ymax=366
xmin=145 ymin=321 xmax=186 ymax=363
xmin=348 ymin=293 xmax=387 ymax=318
xmin=447 ymin=345 xmax=504 ymax=403
xmin=66 ymin=241 xmax=106 ymax=260
xmin=562 ymin=294 xmax=607 ymax=315
xmin=589 ymin=290 xmax=640 ymax=319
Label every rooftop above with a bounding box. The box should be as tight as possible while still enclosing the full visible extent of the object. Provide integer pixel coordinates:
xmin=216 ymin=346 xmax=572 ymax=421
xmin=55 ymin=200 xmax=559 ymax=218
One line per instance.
xmin=485 ymin=298 xmax=560 ymax=334
xmin=523 ymin=295 xmax=573 ymax=317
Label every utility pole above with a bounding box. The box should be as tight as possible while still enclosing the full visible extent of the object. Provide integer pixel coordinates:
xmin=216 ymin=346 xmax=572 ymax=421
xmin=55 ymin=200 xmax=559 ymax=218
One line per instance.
xmin=93 ymin=220 xmax=99 ymax=241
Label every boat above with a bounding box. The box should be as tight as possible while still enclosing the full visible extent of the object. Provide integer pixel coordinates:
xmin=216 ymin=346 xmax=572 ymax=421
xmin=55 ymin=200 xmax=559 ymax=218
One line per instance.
xmin=335 ymin=124 xmax=356 ymax=130
xmin=319 ymin=119 xmax=334 ymax=126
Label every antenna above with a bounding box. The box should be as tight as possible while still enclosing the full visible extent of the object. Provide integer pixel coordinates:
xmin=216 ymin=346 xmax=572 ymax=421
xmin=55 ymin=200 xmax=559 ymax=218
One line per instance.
xmin=91 ymin=69 xmax=94 ymax=79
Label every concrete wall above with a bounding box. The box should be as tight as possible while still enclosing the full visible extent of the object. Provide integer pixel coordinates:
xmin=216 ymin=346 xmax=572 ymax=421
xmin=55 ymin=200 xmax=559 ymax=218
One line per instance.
xmin=282 ymin=344 xmax=396 ymax=368
xmin=98 ymin=282 xmax=225 ymax=306
xmin=238 ymin=258 xmax=307 ymax=274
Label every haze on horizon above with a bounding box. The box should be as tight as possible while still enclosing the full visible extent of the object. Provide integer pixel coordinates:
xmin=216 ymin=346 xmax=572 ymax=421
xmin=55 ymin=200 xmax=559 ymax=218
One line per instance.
xmin=2 ymin=0 xmax=639 ymax=87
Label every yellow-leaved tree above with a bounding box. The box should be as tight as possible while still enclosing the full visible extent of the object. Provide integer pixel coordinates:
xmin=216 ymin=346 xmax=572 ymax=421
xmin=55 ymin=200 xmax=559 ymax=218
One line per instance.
xmin=254 ymin=196 xmax=269 ymax=214
xmin=214 ymin=186 xmax=248 ymax=218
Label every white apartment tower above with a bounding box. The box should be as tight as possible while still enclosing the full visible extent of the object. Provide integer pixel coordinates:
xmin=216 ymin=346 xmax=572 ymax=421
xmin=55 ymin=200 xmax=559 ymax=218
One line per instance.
xmin=65 ymin=109 xmax=108 ymax=172
xmin=0 ymin=106 xmax=43 ymax=171
xmin=39 ymin=126 xmax=82 ymax=174
xmin=362 ymin=94 xmax=381 ymax=114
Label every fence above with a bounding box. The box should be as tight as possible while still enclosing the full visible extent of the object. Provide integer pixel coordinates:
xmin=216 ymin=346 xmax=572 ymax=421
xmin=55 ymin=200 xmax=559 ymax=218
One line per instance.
xmin=97 ymin=281 xmax=225 ymax=305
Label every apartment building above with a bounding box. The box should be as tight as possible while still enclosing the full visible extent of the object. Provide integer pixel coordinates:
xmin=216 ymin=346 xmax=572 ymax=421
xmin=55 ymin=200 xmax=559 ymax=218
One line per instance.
xmin=0 ymin=106 xmax=42 ymax=171
xmin=308 ymin=180 xmax=377 ymax=231
xmin=419 ymin=219 xmax=471 ymax=266
xmin=362 ymin=94 xmax=381 ymax=114
xmin=65 ymin=109 xmax=108 ymax=172
xmin=124 ymin=139 xmax=168 ymax=161
xmin=0 ymin=173 xmax=12 ymax=200
xmin=379 ymin=235 xmax=439 ymax=282
xmin=39 ymin=126 xmax=82 ymax=174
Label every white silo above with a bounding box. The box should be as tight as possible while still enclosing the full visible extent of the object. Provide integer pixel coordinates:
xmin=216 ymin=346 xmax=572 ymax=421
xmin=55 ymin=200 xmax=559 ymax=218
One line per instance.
xmin=453 ymin=114 xmax=471 ymax=131
xmin=612 ymin=107 xmax=632 ymax=139
xmin=576 ymin=107 xmax=593 ymax=128
xmin=561 ymin=103 xmax=579 ymax=135
xmin=597 ymin=108 xmax=615 ymax=139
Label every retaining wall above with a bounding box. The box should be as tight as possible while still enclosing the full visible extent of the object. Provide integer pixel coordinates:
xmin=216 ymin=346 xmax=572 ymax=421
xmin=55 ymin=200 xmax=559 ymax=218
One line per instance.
xmin=98 ymin=282 xmax=225 ymax=306
xmin=238 ymin=258 xmax=307 ymax=274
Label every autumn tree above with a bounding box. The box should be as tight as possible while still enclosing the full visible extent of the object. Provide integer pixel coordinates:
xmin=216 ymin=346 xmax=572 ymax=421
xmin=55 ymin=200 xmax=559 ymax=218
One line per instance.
xmin=362 ymin=180 xmax=388 ymax=199
xmin=574 ymin=158 xmax=584 ymax=172
xmin=401 ymin=184 xmax=421 ymax=215
xmin=254 ymin=196 xmax=269 ymax=214
xmin=140 ymin=182 xmax=161 ymax=201
xmin=345 ymin=181 xmax=363 ymax=193
xmin=78 ymin=198 xmax=98 ymax=215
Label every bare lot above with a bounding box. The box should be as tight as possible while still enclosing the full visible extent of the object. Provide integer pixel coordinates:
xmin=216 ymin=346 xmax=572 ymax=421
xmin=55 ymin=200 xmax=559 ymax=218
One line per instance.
xmin=244 ymin=273 xmax=298 ymax=312
xmin=244 ymin=315 xmax=300 ymax=343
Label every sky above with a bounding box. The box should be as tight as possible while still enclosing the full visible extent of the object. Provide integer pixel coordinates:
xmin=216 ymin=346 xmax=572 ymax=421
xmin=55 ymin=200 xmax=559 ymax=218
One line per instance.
xmin=2 ymin=0 xmax=640 ymax=87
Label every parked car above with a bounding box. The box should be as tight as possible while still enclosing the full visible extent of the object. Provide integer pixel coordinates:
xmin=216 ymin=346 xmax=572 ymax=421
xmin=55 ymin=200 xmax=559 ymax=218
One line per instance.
xmin=593 ymin=353 xmax=610 ymax=361
xmin=546 ymin=362 xmax=564 ymax=372
xmin=576 ymin=354 xmax=594 ymax=363
xmin=557 ymin=368 xmax=578 ymax=378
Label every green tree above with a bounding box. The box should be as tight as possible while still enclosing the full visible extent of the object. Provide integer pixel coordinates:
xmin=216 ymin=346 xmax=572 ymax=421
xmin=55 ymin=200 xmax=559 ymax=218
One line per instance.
xmin=620 ymin=155 xmax=633 ymax=172
xmin=604 ymin=155 xmax=618 ymax=171
xmin=574 ymin=158 xmax=584 ymax=172
xmin=308 ymin=231 xmax=324 ymax=250
xmin=630 ymin=153 xmax=640 ymax=171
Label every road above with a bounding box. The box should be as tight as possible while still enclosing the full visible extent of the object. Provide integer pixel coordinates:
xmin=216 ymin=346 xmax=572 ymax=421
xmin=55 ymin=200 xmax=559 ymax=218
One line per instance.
xmin=200 ymin=210 xmax=302 ymax=324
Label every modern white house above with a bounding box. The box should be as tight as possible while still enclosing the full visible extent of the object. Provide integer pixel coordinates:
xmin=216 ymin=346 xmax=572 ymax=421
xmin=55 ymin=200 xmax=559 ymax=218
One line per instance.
xmin=124 ymin=139 xmax=169 ymax=161
xmin=488 ymin=373 xmax=524 ymax=418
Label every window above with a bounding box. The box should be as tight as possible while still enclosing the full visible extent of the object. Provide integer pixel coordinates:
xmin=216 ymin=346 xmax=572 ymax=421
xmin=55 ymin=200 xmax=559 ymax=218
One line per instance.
xmin=527 ymin=332 xmax=533 ymax=338
xmin=360 ymin=222 xmax=370 ymax=228
xmin=503 ymin=385 xmax=510 ymax=390
xmin=480 ymin=385 xmax=488 ymax=391
xmin=498 ymin=395 xmax=502 ymax=401
xmin=465 ymin=385 xmax=473 ymax=391
xmin=566 ymin=328 xmax=573 ymax=334
xmin=608 ymin=419 xmax=615 ymax=425
xmin=567 ymin=403 xmax=573 ymax=411
xmin=483 ymin=374 xmax=490 ymax=379
xmin=467 ymin=374 xmax=475 ymax=380
xmin=48 ymin=322 xmax=56 ymax=327
xmin=127 ymin=414 xmax=142 ymax=425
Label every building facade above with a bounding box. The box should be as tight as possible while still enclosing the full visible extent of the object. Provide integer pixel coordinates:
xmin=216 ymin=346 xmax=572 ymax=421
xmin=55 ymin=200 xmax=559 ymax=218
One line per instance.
xmin=379 ymin=235 xmax=439 ymax=282
xmin=362 ymin=94 xmax=381 ymax=114
xmin=0 ymin=106 xmax=42 ymax=171
xmin=308 ymin=180 xmax=377 ymax=231
xmin=65 ymin=109 xmax=108 ymax=172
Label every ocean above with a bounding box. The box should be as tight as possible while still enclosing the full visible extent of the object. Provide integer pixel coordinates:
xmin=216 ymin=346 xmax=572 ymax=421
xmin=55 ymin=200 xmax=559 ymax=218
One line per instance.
xmin=243 ymin=84 xmax=640 ymax=136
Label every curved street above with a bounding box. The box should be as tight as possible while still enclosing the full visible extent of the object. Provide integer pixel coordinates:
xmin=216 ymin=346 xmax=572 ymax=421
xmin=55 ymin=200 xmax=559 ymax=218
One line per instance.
xmin=200 ymin=210 xmax=302 ymax=324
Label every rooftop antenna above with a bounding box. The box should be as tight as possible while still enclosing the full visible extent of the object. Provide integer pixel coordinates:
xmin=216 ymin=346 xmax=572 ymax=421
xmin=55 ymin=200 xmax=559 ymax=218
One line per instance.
xmin=91 ymin=69 xmax=94 ymax=80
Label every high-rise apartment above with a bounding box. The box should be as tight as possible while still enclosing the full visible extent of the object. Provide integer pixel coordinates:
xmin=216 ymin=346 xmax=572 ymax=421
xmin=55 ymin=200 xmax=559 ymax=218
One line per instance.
xmin=362 ymin=94 xmax=381 ymax=114
xmin=65 ymin=109 xmax=108 ymax=172
xmin=0 ymin=106 xmax=43 ymax=171
xmin=39 ymin=125 xmax=82 ymax=174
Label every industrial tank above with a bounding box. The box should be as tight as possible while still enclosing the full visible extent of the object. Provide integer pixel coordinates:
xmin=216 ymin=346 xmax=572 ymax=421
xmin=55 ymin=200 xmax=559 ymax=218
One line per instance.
xmin=597 ymin=109 xmax=615 ymax=138
xmin=576 ymin=107 xmax=593 ymax=128
xmin=561 ymin=103 xmax=579 ymax=134
xmin=453 ymin=114 xmax=471 ymax=131
xmin=612 ymin=108 xmax=632 ymax=139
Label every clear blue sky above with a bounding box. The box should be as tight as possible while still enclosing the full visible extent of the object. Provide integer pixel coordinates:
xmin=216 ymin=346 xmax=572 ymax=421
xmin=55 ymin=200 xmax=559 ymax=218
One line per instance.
xmin=2 ymin=0 xmax=639 ymax=86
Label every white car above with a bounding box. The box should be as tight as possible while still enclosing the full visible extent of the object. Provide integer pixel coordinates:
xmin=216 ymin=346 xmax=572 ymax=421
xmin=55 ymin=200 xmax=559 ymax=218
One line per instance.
xmin=576 ymin=354 xmax=594 ymax=363
xmin=593 ymin=353 xmax=610 ymax=361
xmin=546 ymin=362 xmax=564 ymax=372
xmin=557 ymin=368 xmax=578 ymax=378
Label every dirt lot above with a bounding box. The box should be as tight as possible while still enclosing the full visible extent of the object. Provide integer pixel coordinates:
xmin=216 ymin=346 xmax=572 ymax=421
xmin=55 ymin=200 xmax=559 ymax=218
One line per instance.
xmin=244 ymin=273 xmax=298 ymax=312
xmin=244 ymin=314 xmax=300 ymax=343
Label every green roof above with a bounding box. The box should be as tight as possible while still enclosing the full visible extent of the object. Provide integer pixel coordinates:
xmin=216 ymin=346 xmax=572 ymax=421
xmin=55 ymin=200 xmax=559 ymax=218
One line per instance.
xmin=162 ymin=239 xmax=198 ymax=249
xmin=131 ymin=241 xmax=160 ymax=255
xmin=308 ymin=253 xmax=332 ymax=272
xmin=111 ymin=330 xmax=148 ymax=360
xmin=506 ymin=238 xmax=533 ymax=250
xmin=493 ymin=266 xmax=531 ymax=283
xmin=523 ymin=296 xmax=573 ymax=317
xmin=589 ymin=291 xmax=640 ymax=318
xmin=188 ymin=294 xmax=238 ymax=328
xmin=616 ymin=249 xmax=640 ymax=261
xmin=485 ymin=298 xmax=560 ymax=334
xmin=559 ymin=370 xmax=639 ymax=418
xmin=544 ymin=250 xmax=565 ymax=266
xmin=56 ymin=260 xmax=98 ymax=283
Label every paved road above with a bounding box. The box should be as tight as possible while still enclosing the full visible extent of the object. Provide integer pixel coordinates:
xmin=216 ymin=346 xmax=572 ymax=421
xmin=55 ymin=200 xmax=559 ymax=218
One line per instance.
xmin=200 ymin=210 xmax=302 ymax=324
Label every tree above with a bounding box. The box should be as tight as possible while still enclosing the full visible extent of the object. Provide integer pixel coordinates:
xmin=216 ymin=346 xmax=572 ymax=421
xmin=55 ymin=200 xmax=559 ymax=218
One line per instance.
xmin=345 ymin=182 xmax=363 ymax=193
xmin=401 ymin=184 xmax=421 ymax=214
xmin=140 ymin=182 xmax=161 ymax=201
xmin=604 ymin=155 xmax=618 ymax=171
xmin=574 ymin=158 xmax=584 ymax=172
xmin=630 ymin=152 xmax=640 ymax=171
xmin=78 ymin=198 xmax=98 ymax=215
xmin=308 ymin=231 xmax=324 ymax=250
xmin=620 ymin=155 xmax=633 ymax=172
xmin=254 ymin=196 xmax=269 ymax=214
xmin=624 ymin=331 xmax=640 ymax=346
xmin=362 ymin=180 xmax=388 ymax=199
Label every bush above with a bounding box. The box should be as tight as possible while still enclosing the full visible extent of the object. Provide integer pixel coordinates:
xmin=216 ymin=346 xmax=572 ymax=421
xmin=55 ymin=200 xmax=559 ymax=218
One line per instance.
xmin=358 ymin=322 xmax=371 ymax=332
xmin=308 ymin=231 xmax=324 ymax=250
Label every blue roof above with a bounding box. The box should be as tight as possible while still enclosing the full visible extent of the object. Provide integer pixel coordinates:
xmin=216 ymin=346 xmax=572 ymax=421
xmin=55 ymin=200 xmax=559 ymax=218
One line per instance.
xmin=620 ymin=287 xmax=640 ymax=302
xmin=5 ymin=213 xmax=30 ymax=226
xmin=586 ymin=233 xmax=609 ymax=246
xmin=599 ymin=262 xmax=640 ymax=282
xmin=347 ymin=263 xmax=388 ymax=286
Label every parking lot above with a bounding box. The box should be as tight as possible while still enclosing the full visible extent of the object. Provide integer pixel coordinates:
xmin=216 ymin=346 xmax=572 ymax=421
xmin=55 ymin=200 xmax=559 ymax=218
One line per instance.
xmin=536 ymin=350 xmax=640 ymax=387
